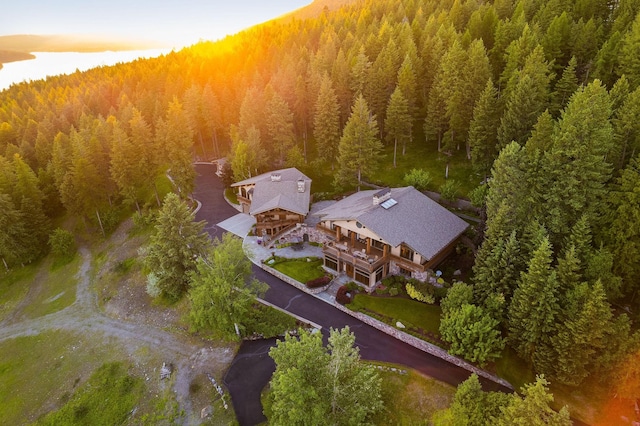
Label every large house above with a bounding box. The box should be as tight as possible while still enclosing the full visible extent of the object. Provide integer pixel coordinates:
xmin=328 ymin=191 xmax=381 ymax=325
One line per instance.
xmin=314 ymin=186 xmax=469 ymax=288
xmin=231 ymin=168 xmax=312 ymax=238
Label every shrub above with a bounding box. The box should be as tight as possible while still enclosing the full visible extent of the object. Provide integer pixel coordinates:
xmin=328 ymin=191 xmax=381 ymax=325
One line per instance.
xmin=336 ymin=286 xmax=352 ymax=305
xmin=306 ymin=276 xmax=331 ymax=288
xmin=439 ymin=179 xmax=460 ymax=202
xmin=403 ymin=168 xmax=432 ymax=191
xmin=389 ymin=287 xmax=399 ymax=297
xmin=345 ymin=281 xmax=360 ymax=292
xmin=468 ymin=184 xmax=489 ymax=207
xmin=406 ymin=279 xmax=435 ymax=304
xmin=146 ymin=273 xmax=162 ymax=298
xmin=49 ymin=228 xmax=76 ymax=257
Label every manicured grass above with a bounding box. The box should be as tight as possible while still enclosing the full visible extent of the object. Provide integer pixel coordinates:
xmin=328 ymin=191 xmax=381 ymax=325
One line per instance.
xmin=21 ymin=254 xmax=80 ymax=319
xmin=370 ymin=364 xmax=456 ymax=425
xmin=269 ymin=257 xmax=326 ymax=284
xmin=349 ymin=294 xmax=442 ymax=335
xmin=225 ymin=187 xmax=239 ymax=204
xmin=0 ymin=263 xmax=38 ymax=322
xmin=36 ymin=362 xmax=144 ymax=425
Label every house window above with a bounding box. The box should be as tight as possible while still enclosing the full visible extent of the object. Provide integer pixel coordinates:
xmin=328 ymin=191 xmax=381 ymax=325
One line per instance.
xmin=371 ymin=239 xmax=385 ymax=250
xmin=325 ymin=255 xmax=338 ymax=271
xmin=400 ymin=245 xmax=414 ymax=261
xmin=355 ymin=268 xmax=369 ymax=286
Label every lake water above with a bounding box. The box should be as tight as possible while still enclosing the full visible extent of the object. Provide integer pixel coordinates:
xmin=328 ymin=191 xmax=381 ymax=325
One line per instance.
xmin=0 ymin=49 xmax=173 ymax=91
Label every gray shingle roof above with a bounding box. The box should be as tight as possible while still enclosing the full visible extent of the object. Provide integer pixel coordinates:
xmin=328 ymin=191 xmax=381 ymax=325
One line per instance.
xmin=314 ymin=186 xmax=468 ymax=261
xmin=232 ymin=168 xmax=311 ymax=216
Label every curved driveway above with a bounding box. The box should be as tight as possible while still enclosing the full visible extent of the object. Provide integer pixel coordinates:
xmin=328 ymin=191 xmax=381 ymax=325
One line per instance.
xmin=193 ymin=164 xmax=510 ymax=426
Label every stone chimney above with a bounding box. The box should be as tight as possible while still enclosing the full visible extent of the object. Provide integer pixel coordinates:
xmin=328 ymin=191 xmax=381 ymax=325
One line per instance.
xmin=297 ymin=178 xmax=305 ymax=193
xmin=373 ymin=188 xmax=391 ymax=205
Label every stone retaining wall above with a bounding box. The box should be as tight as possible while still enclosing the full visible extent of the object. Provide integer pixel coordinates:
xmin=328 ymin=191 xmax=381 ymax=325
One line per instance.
xmin=332 ymin=301 xmax=514 ymax=390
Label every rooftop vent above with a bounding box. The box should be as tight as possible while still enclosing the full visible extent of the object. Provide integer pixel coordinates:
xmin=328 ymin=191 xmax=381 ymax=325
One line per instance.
xmin=373 ymin=188 xmax=391 ymax=205
xmin=270 ymin=173 xmax=281 ymax=182
xmin=297 ymin=178 xmax=305 ymax=193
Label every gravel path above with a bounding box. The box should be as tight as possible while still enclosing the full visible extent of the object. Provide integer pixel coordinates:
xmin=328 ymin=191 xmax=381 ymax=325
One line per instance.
xmin=0 ymin=246 xmax=234 ymax=425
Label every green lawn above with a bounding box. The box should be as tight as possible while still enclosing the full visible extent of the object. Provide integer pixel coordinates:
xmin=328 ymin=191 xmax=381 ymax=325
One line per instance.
xmin=349 ymin=294 xmax=442 ymax=335
xmin=243 ymin=304 xmax=298 ymax=338
xmin=225 ymin=187 xmax=239 ymax=204
xmin=269 ymin=257 xmax=326 ymax=284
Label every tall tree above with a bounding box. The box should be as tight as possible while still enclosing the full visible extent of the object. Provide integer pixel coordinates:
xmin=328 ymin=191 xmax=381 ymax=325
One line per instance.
xmin=543 ymin=80 xmax=613 ymax=240
xmin=497 ymin=46 xmax=552 ymax=148
xmin=469 ymin=79 xmax=501 ymax=179
xmin=496 ymin=376 xmax=571 ymax=426
xmin=385 ymin=86 xmax=411 ymax=168
xmin=619 ymin=13 xmax=640 ymax=88
xmin=313 ymin=74 xmax=341 ymax=166
xmin=334 ymin=95 xmax=383 ymax=190
xmin=188 ymin=233 xmax=267 ymax=340
xmin=551 ymin=281 xmax=612 ymax=385
xmin=144 ymin=192 xmax=208 ymax=300
xmin=268 ymin=327 xmax=383 ymax=426
xmin=159 ymin=98 xmax=195 ymax=197
xmin=508 ymin=237 xmax=559 ymax=369
xmin=266 ymin=92 xmax=295 ymax=166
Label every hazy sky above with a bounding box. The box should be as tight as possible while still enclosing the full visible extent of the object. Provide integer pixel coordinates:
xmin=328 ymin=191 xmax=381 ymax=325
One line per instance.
xmin=0 ymin=0 xmax=311 ymax=48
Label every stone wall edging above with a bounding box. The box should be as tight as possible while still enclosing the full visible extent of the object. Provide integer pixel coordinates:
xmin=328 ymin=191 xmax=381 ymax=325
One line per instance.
xmin=332 ymin=301 xmax=514 ymax=390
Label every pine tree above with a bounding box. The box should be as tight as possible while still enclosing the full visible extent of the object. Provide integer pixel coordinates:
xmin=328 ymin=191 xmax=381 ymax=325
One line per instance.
xmin=496 ymin=376 xmax=571 ymax=426
xmin=550 ymin=56 xmax=579 ymax=117
xmin=606 ymin=155 xmax=640 ymax=296
xmin=266 ymin=92 xmax=295 ymax=166
xmin=508 ymin=237 xmax=560 ymax=366
xmin=469 ymin=79 xmax=501 ymax=179
xmin=335 ymin=95 xmax=383 ymax=190
xmin=313 ymin=74 xmax=341 ymax=165
xmin=161 ymin=99 xmax=195 ymax=197
xmin=497 ymin=46 xmax=552 ymax=148
xmin=543 ymin=80 xmax=614 ymax=240
xmin=385 ymin=86 xmax=411 ymax=168
xmin=619 ymin=13 xmax=640 ymax=88
xmin=551 ymin=281 xmax=612 ymax=385
xmin=144 ymin=193 xmax=208 ymax=300
xmin=613 ymin=86 xmax=640 ymax=169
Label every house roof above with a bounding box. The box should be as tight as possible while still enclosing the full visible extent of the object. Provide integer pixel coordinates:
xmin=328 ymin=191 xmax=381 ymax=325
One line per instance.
xmin=232 ymin=168 xmax=312 ymax=216
xmin=313 ymin=186 xmax=469 ymax=261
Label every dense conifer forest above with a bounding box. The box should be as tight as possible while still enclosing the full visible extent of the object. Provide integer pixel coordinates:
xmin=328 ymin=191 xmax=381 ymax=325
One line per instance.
xmin=1 ymin=0 xmax=640 ymax=410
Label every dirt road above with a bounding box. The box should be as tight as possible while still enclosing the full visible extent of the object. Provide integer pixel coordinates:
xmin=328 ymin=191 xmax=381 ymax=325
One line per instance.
xmin=0 ymin=245 xmax=234 ymax=425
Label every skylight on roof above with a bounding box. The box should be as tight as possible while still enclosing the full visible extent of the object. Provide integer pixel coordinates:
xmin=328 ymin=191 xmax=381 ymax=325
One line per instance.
xmin=380 ymin=198 xmax=398 ymax=209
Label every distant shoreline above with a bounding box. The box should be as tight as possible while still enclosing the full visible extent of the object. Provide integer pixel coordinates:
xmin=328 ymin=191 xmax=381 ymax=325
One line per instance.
xmin=0 ymin=34 xmax=168 ymax=66
xmin=0 ymin=50 xmax=35 ymax=66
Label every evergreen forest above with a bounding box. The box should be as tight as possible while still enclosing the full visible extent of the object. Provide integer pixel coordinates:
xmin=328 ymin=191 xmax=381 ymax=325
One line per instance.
xmin=1 ymin=0 xmax=640 ymax=420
